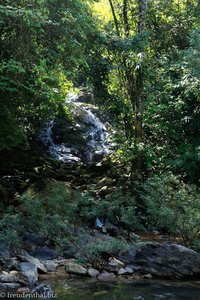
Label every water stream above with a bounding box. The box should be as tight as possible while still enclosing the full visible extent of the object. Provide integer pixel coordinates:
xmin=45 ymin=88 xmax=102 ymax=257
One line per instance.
xmin=52 ymin=279 xmax=200 ymax=300
xmin=40 ymin=94 xmax=112 ymax=163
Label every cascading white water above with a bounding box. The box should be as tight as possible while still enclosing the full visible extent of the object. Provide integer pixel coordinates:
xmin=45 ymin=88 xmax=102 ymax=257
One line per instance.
xmin=40 ymin=93 xmax=112 ymax=163
xmin=40 ymin=119 xmax=81 ymax=163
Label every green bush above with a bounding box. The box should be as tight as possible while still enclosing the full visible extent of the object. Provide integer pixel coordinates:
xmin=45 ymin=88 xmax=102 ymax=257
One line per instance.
xmin=0 ymin=210 xmax=23 ymax=251
xmin=78 ymin=191 xmax=144 ymax=231
xmin=19 ymin=181 xmax=83 ymax=245
xmin=142 ymin=173 xmax=200 ymax=250
xmin=80 ymin=237 xmax=131 ymax=269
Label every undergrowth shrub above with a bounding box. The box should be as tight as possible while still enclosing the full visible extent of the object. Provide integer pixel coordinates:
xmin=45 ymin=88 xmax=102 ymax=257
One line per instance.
xmin=0 ymin=209 xmax=23 ymax=251
xmin=142 ymin=173 xmax=200 ymax=250
xmin=80 ymin=237 xmax=131 ymax=269
xmin=19 ymin=181 xmax=83 ymax=245
xmin=78 ymin=191 xmax=144 ymax=231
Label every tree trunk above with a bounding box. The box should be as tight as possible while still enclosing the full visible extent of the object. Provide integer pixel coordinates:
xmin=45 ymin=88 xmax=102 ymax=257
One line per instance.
xmin=131 ymin=0 xmax=147 ymax=179
xmin=108 ymin=0 xmax=120 ymax=36
xmin=123 ymin=0 xmax=130 ymax=37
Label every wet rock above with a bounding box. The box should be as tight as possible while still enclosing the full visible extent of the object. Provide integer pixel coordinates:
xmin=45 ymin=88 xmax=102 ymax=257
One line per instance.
xmin=41 ymin=96 xmax=112 ymax=164
xmin=31 ymin=247 xmax=59 ymax=261
xmin=120 ymin=242 xmax=200 ymax=279
xmin=88 ymin=268 xmax=100 ymax=278
xmin=97 ymin=272 xmax=116 ymax=282
xmin=17 ymin=251 xmax=47 ymax=273
xmin=65 ymin=260 xmax=87 ymax=275
xmin=16 ymin=262 xmax=38 ymax=285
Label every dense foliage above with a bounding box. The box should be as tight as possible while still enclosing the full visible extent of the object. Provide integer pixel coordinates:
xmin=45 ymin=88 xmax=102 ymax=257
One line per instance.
xmin=0 ymin=0 xmax=97 ymax=149
xmin=0 ymin=0 xmax=200 ymax=253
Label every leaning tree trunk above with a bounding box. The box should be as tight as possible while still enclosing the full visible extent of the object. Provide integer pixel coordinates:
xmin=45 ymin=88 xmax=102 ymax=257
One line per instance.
xmin=131 ymin=0 xmax=147 ymax=179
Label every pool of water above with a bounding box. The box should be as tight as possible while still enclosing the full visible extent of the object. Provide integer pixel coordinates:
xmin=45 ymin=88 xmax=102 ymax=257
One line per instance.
xmin=53 ymin=279 xmax=200 ymax=300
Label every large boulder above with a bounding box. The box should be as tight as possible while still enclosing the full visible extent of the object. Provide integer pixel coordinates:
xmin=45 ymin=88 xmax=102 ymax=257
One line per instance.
xmin=17 ymin=251 xmax=47 ymax=273
xmin=16 ymin=262 xmax=38 ymax=285
xmin=120 ymin=242 xmax=200 ymax=279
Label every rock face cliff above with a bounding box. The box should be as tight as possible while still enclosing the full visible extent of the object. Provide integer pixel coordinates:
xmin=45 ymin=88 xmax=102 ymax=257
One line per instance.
xmin=40 ymin=94 xmax=113 ymax=164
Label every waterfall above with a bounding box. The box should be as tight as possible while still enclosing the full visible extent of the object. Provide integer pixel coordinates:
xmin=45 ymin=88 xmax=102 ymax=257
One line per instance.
xmin=40 ymin=93 xmax=112 ymax=163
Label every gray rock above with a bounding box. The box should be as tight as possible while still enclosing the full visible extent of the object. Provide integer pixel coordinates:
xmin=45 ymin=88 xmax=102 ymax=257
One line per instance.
xmin=88 ymin=268 xmax=100 ymax=278
xmin=118 ymin=266 xmax=134 ymax=275
xmin=0 ymin=272 xmax=26 ymax=287
xmin=98 ymin=272 xmax=116 ymax=282
xmin=31 ymin=247 xmax=59 ymax=261
xmin=106 ymin=257 xmax=124 ymax=272
xmin=10 ymin=271 xmax=19 ymax=276
xmin=43 ymin=260 xmax=57 ymax=273
xmin=118 ymin=268 xmax=128 ymax=275
xmin=17 ymin=251 xmax=47 ymax=273
xmin=0 ymin=283 xmax=21 ymax=289
xmin=0 ymin=274 xmax=16 ymax=283
xmin=144 ymin=273 xmax=152 ymax=279
xmin=124 ymin=267 xmax=134 ymax=274
xmin=16 ymin=262 xmax=38 ymax=285
xmin=65 ymin=260 xmax=87 ymax=275
xmin=120 ymin=242 xmax=200 ymax=279
xmin=1 ymin=271 xmax=8 ymax=275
